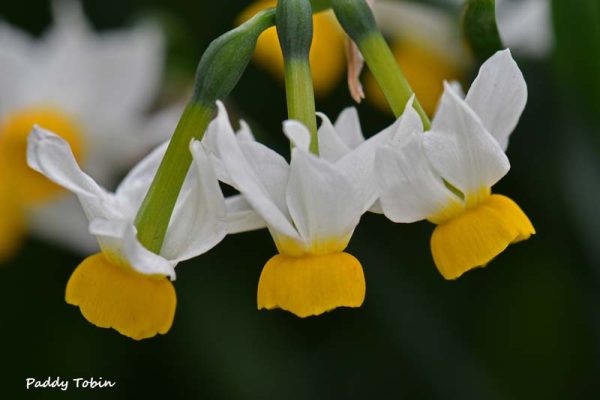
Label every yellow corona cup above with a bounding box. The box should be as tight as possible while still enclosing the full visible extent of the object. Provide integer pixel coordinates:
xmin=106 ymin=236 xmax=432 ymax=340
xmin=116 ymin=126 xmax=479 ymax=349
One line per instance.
xmin=27 ymin=125 xmax=261 ymax=339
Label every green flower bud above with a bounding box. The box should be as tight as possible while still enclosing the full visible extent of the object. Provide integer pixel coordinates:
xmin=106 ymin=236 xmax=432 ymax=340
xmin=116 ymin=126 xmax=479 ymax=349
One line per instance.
xmin=192 ymin=9 xmax=275 ymax=106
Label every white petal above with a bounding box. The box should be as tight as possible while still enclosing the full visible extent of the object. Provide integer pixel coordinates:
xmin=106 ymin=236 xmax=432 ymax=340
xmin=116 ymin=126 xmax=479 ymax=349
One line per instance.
xmin=465 ymin=49 xmax=527 ymax=150
xmin=201 ymin=115 xmax=256 ymax=187
xmin=336 ymin=97 xmax=423 ymax=213
xmin=161 ymin=142 xmax=228 ymax=261
xmin=316 ymin=112 xmax=352 ymax=162
xmin=334 ymin=107 xmax=365 ymax=149
xmin=287 ymin=149 xmax=362 ymax=244
xmin=428 ymin=83 xmax=510 ymax=196
xmin=224 ymin=195 xmax=267 ymax=234
xmin=115 ymin=140 xmax=169 ymax=208
xmin=90 ymin=219 xmax=176 ymax=279
xmin=0 ymin=22 xmax=34 ymax=114
xmin=375 ymin=134 xmax=460 ymax=223
xmin=237 ymin=120 xmax=256 ymax=142
xmin=49 ymin=1 xmax=164 ymax=116
xmin=283 ymin=120 xmax=311 ymax=152
xmin=237 ymin=140 xmax=291 ymax=217
xmin=210 ymin=103 xmax=299 ymax=240
xmin=448 ymin=80 xmax=465 ymax=98
xmin=27 ymin=126 xmax=119 ymax=221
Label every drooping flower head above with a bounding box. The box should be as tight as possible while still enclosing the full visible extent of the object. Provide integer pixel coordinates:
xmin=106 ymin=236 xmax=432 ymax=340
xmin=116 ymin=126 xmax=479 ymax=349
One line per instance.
xmin=198 ymin=102 xmax=397 ymax=317
xmin=0 ymin=0 xmax=179 ymax=257
xmin=375 ymin=49 xmax=535 ymax=279
xmin=27 ymin=126 xmax=259 ymax=339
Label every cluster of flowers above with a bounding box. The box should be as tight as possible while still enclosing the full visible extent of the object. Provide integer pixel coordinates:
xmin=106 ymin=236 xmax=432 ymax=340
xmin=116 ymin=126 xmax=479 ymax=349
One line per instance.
xmin=27 ymin=44 xmax=534 ymax=339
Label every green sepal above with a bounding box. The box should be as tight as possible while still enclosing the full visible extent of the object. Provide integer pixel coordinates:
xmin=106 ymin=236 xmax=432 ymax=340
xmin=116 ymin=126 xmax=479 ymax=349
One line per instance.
xmin=192 ymin=9 xmax=275 ymax=105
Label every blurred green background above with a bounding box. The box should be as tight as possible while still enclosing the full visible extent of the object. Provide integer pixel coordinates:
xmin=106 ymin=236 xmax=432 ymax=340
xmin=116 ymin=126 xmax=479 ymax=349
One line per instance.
xmin=2 ymin=0 xmax=600 ymax=398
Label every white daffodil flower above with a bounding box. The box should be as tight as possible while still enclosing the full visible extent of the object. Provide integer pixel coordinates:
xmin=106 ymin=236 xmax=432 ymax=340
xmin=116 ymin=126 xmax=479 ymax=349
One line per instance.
xmin=196 ymin=102 xmax=409 ymax=318
xmin=26 ymin=126 xmax=261 ymax=340
xmin=0 ymin=0 xmax=181 ymax=259
xmin=374 ymin=50 xmax=535 ymax=280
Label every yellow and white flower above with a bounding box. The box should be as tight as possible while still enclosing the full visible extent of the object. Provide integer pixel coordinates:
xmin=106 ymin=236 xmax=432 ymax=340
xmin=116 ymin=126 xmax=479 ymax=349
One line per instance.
xmin=26 ymin=126 xmax=259 ymax=340
xmin=0 ymin=1 xmax=179 ymax=258
xmin=374 ymin=49 xmax=535 ymax=279
xmin=197 ymin=102 xmax=397 ymax=317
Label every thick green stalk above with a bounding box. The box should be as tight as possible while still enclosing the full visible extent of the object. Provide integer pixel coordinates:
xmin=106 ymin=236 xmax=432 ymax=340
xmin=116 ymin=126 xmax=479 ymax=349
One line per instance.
xmin=135 ymin=103 xmax=213 ymax=251
xmin=277 ymin=0 xmax=319 ymax=154
xmin=284 ymin=61 xmax=319 ymax=154
xmin=360 ymin=33 xmax=430 ymax=128
xmin=331 ymin=0 xmax=431 ymax=129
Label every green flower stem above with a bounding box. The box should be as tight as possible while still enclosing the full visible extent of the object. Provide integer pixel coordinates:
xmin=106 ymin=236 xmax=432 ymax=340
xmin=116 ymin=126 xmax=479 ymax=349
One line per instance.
xmin=284 ymin=61 xmax=319 ymax=154
xmin=358 ymin=33 xmax=431 ymax=130
xmin=135 ymin=102 xmax=213 ymax=252
xmin=359 ymin=33 xmax=430 ymax=129
xmin=277 ymin=0 xmax=319 ymax=154
xmin=331 ymin=0 xmax=431 ymax=129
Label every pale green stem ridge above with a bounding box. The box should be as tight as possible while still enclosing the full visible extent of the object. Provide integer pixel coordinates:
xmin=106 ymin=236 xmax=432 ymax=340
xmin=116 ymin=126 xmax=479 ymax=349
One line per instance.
xmin=135 ymin=103 xmax=213 ymax=253
xmin=277 ymin=0 xmax=319 ymax=155
xmin=285 ymin=60 xmax=319 ymax=154
xmin=359 ymin=33 xmax=431 ymax=129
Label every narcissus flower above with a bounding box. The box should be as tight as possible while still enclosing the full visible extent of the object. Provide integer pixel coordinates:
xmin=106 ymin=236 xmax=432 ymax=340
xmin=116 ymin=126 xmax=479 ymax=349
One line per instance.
xmin=27 ymin=126 xmax=259 ymax=340
xmin=375 ymin=50 xmax=535 ymax=279
xmin=0 ymin=1 xmax=179 ymax=258
xmin=198 ymin=103 xmax=388 ymax=317
xmin=236 ymin=0 xmax=346 ymax=96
